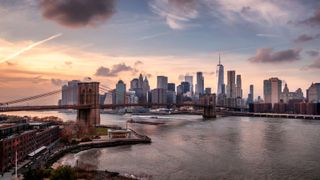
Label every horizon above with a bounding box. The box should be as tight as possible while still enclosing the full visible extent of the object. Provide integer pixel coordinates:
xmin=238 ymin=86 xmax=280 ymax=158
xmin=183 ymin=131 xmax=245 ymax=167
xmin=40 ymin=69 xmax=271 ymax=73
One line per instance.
xmin=0 ymin=0 xmax=319 ymax=104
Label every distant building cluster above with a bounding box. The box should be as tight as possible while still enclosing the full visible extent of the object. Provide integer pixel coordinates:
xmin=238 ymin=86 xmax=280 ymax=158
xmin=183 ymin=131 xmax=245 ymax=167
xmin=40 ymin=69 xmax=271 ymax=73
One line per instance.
xmin=249 ymin=79 xmax=320 ymax=115
xmin=57 ymin=55 xmax=320 ymax=115
xmin=216 ymin=55 xmax=244 ymax=108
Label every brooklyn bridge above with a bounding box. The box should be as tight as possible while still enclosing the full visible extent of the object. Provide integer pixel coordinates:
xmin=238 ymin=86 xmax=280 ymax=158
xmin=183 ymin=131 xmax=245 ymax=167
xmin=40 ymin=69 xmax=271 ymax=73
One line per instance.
xmin=0 ymin=82 xmax=231 ymax=126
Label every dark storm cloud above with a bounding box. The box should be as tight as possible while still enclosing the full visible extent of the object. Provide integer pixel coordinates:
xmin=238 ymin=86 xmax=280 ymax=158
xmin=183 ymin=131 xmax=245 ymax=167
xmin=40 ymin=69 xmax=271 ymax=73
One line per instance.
xmin=300 ymin=8 xmax=320 ymax=27
xmin=39 ymin=0 xmax=116 ymax=28
xmin=294 ymin=33 xmax=320 ymax=43
xmin=95 ymin=63 xmax=135 ymax=77
xmin=306 ymin=50 xmax=319 ymax=57
xmin=249 ymin=48 xmax=302 ymax=63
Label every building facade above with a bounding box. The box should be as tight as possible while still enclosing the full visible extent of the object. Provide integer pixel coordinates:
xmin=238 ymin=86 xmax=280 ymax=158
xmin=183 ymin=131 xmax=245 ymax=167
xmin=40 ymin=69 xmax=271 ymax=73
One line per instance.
xmin=115 ymin=80 xmax=126 ymax=105
xmin=216 ymin=55 xmax=224 ymax=95
xmin=195 ymin=72 xmax=204 ymax=95
xmin=264 ymin=77 xmax=282 ymax=106
xmin=226 ymin=71 xmax=236 ymax=98
xmin=157 ymin=76 xmax=168 ymax=90
xmin=307 ymin=83 xmax=320 ymax=103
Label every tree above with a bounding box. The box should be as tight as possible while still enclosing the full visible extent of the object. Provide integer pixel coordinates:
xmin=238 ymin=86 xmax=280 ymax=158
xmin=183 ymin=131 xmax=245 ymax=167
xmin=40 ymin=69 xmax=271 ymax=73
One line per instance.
xmin=50 ymin=166 xmax=75 ymax=180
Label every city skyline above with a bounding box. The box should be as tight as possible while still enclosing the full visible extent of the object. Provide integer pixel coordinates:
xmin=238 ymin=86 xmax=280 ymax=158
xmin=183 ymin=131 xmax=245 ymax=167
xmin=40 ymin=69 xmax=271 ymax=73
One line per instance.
xmin=0 ymin=0 xmax=319 ymax=103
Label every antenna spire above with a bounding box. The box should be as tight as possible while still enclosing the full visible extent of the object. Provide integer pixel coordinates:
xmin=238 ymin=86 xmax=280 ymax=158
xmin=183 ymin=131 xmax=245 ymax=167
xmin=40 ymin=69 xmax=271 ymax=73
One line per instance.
xmin=219 ymin=53 xmax=221 ymax=65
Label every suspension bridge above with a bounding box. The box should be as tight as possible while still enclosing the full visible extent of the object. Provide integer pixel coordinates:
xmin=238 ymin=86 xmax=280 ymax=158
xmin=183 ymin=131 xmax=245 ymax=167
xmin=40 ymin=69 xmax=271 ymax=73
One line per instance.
xmin=0 ymin=82 xmax=245 ymax=126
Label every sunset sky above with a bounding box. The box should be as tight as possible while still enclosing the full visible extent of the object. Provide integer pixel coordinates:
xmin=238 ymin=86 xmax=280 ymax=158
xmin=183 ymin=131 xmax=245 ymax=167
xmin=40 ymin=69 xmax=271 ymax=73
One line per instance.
xmin=0 ymin=0 xmax=319 ymax=104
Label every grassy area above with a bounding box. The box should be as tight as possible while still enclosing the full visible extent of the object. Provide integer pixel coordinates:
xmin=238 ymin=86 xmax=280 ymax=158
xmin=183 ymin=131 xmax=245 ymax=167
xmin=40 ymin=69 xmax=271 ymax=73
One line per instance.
xmin=95 ymin=127 xmax=108 ymax=136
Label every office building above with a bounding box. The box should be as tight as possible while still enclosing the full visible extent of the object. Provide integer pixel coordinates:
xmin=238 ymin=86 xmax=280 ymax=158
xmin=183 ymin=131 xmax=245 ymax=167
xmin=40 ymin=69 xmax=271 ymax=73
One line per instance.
xmin=157 ymin=76 xmax=168 ymax=90
xmin=247 ymin=85 xmax=254 ymax=104
xmin=307 ymin=83 xmax=320 ymax=103
xmin=151 ymin=88 xmax=167 ymax=104
xmin=126 ymin=91 xmax=138 ymax=104
xmin=185 ymin=75 xmax=193 ymax=95
xmin=115 ymin=80 xmax=126 ymax=104
xmin=130 ymin=78 xmax=139 ymax=90
xmin=264 ymin=77 xmax=282 ymax=106
xmin=61 ymin=80 xmax=80 ymax=105
xmin=168 ymin=83 xmax=176 ymax=92
xmin=138 ymin=74 xmax=144 ymax=89
xmin=181 ymin=82 xmax=190 ymax=94
xmin=195 ymin=72 xmax=204 ymax=95
xmin=216 ymin=55 xmax=224 ymax=95
xmin=236 ymin=75 xmax=243 ymax=98
xmin=226 ymin=71 xmax=236 ymax=98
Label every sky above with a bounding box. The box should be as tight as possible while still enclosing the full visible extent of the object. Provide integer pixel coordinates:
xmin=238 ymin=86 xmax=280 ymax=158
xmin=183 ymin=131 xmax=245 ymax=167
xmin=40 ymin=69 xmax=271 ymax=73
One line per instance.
xmin=0 ymin=0 xmax=319 ymax=104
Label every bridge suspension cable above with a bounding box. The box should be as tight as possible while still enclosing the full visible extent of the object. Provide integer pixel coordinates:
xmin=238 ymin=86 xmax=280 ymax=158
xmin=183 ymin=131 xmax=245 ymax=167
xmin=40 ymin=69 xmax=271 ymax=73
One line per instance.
xmin=0 ymin=89 xmax=61 ymax=106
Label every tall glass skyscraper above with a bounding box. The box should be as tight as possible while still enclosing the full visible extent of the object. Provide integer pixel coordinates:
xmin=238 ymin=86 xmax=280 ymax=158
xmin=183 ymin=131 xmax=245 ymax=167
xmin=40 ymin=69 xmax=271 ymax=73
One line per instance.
xmin=196 ymin=72 xmax=204 ymax=95
xmin=216 ymin=55 xmax=224 ymax=95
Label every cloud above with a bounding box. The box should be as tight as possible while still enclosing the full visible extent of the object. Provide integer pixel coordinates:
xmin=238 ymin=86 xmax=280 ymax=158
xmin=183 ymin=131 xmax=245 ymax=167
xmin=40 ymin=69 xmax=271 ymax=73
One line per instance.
xmin=306 ymin=50 xmax=319 ymax=57
xmin=134 ymin=60 xmax=143 ymax=66
xmin=307 ymin=58 xmax=320 ymax=70
xmin=39 ymin=0 xmax=116 ymax=28
xmin=256 ymin=34 xmax=280 ymax=38
xmin=204 ymin=71 xmax=215 ymax=76
xmin=300 ymin=8 xmax=320 ymax=27
xmin=94 ymin=63 xmax=135 ymax=77
xmin=249 ymin=48 xmax=302 ymax=63
xmin=294 ymin=33 xmax=320 ymax=43
xmin=51 ymin=78 xmax=67 ymax=86
xmin=207 ymin=0 xmax=297 ymax=27
xmin=149 ymin=0 xmax=198 ymax=30
xmin=0 ymin=33 xmax=62 ymax=63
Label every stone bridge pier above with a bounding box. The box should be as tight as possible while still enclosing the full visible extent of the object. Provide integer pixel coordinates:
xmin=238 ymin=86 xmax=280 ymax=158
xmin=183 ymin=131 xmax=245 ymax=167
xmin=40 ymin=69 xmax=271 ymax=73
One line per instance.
xmin=202 ymin=94 xmax=216 ymax=119
xmin=77 ymin=82 xmax=100 ymax=127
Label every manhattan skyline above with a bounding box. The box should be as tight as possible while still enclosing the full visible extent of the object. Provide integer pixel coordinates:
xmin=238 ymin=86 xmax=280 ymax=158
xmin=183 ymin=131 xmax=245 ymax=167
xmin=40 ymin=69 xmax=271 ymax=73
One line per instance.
xmin=0 ymin=0 xmax=319 ymax=103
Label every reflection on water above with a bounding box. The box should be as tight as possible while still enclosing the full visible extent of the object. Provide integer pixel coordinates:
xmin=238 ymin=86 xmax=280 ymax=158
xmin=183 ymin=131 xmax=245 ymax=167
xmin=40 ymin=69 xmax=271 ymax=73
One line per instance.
xmin=5 ymin=111 xmax=320 ymax=179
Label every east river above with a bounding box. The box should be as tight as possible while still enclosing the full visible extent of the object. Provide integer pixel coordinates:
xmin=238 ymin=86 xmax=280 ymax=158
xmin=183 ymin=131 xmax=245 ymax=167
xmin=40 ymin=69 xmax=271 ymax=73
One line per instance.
xmin=5 ymin=111 xmax=320 ymax=179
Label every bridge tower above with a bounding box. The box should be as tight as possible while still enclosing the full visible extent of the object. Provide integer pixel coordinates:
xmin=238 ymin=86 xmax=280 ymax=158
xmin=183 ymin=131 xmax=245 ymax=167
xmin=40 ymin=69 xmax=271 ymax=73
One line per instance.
xmin=202 ymin=94 xmax=216 ymax=119
xmin=77 ymin=82 xmax=100 ymax=127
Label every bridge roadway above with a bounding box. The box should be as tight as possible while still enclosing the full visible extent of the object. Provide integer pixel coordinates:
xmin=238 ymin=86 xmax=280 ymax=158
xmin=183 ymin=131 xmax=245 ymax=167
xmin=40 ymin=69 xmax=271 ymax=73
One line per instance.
xmin=225 ymin=111 xmax=320 ymax=120
xmin=0 ymin=103 xmax=219 ymax=113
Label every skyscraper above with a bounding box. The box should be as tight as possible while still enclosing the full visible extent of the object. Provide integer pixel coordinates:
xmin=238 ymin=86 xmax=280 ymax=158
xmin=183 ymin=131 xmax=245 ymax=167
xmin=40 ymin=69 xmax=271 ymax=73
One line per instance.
xmin=185 ymin=75 xmax=193 ymax=95
xmin=168 ymin=83 xmax=176 ymax=92
xmin=115 ymin=80 xmax=126 ymax=104
xmin=143 ymin=76 xmax=150 ymax=92
xmin=195 ymin=72 xmax=204 ymax=95
xmin=61 ymin=80 xmax=80 ymax=105
xmin=138 ymin=74 xmax=144 ymax=89
xmin=264 ymin=77 xmax=282 ymax=106
xmin=151 ymin=88 xmax=167 ymax=104
xmin=216 ymin=54 xmax=224 ymax=95
xmin=247 ymin=85 xmax=254 ymax=104
xmin=307 ymin=83 xmax=320 ymax=103
xmin=226 ymin=71 xmax=236 ymax=98
xmin=181 ymin=81 xmax=190 ymax=94
xmin=236 ymin=75 xmax=243 ymax=98
xmin=157 ymin=76 xmax=168 ymax=90
xmin=130 ymin=78 xmax=138 ymax=90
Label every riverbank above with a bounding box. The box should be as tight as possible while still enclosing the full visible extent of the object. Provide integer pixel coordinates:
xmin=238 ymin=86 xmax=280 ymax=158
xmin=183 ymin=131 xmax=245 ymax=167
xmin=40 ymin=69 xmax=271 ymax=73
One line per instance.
xmin=47 ymin=128 xmax=151 ymax=168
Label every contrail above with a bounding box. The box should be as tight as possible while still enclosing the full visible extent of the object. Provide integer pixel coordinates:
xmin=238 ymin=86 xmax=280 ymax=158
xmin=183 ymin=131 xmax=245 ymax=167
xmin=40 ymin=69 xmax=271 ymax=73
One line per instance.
xmin=0 ymin=33 xmax=62 ymax=63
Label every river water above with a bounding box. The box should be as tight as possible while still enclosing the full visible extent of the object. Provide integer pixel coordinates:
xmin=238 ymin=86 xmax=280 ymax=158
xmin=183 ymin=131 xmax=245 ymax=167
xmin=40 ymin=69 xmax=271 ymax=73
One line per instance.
xmin=4 ymin=111 xmax=320 ymax=179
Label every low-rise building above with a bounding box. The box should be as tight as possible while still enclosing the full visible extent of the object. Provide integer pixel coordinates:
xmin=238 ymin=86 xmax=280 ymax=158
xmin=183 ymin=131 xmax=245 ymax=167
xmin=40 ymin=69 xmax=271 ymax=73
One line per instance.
xmin=0 ymin=122 xmax=60 ymax=173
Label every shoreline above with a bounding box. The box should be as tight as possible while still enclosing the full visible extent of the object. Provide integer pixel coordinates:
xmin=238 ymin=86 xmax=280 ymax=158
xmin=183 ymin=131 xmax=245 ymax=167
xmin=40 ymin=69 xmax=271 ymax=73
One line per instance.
xmin=46 ymin=128 xmax=151 ymax=168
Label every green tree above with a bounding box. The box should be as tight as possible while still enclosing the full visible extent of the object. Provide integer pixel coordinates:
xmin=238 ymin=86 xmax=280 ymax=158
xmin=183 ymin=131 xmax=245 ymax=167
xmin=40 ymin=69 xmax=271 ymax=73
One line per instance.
xmin=50 ymin=166 xmax=75 ymax=180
